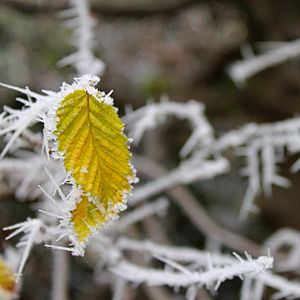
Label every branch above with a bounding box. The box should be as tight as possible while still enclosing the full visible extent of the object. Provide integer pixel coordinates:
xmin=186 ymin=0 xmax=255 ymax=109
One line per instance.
xmin=132 ymin=157 xmax=229 ymax=204
xmin=117 ymin=238 xmax=235 ymax=266
xmin=111 ymin=255 xmax=273 ymax=288
xmin=115 ymin=237 xmax=300 ymax=298
xmin=114 ymin=197 xmax=169 ymax=232
xmin=51 ymin=248 xmax=69 ymax=300
xmin=124 ymin=98 xmax=214 ymax=157
xmin=228 ymin=39 xmax=300 ymax=85
xmin=58 ymin=0 xmax=105 ymax=76
xmin=258 ymin=272 xmax=300 ymax=299
xmin=197 ymin=117 xmax=300 ymax=159
xmin=265 ymin=228 xmax=300 ymax=272
xmin=134 ymin=154 xmax=262 ymax=256
xmin=3 ymin=218 xmax=48 ymax=282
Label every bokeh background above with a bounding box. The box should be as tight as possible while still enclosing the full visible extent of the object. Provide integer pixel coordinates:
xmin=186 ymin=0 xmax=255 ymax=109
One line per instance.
xmin=1 ymin=0 xmax=300 ymax=299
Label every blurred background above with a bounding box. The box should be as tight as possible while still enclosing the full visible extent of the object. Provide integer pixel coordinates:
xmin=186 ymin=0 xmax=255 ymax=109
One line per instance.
xmin=1 ymin=0 xmax=300 ymax=299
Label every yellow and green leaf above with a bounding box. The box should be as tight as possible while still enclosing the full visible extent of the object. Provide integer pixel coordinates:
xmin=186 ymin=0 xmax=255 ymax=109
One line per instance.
xmin=0 ymin=258 xmax=16 ymax=298
xmin=70 ymin=196 xmax=110 ymax=243
xmin=55 ymin=89 xmax=134 ymax=245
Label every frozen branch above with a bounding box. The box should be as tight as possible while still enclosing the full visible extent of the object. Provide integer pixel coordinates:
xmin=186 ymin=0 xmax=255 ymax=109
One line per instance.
xmin=114 ymin=197 xmax=169 ymax=232
xmin=112 ymin=278 xmax=127 ymax=300
xmin=0 ymin=154 xmax=64 ymax=201
xmin=257 ymin=272 xmax=300 ymax=299
xmin=265 ymin=228 xmax=300 ymax=272
xmin=0 ymin=83 xmax=49 ymax=158
xmin=134 ymin=154 xmax=262 ymax=256
xmin=239 ymin=142 xmax=261 ymax=219
xmin=117 ymin=238 xmax=235 ymax=266
xmin=111 ymin=254 xmax=272 ymax=288
xmin=131 ymin=157 xmax=229 ymax=204
xmin=51 ymin=248 xmax=69 ymax=300
xmin=197 ymin=117 xmax=300 ymax=218
xmin=114 ymin=237 xmax=300 ymax=300
xmin=228 ymin=38 xmax=300 ymax=85
xmin=242 ymin=271 xmax=300 ymax=300
xmin=126 ymin=97 xmax=300 ymax=217
xmin=197 ymin=117 xmax=300 ymax=159
xmin=58 ymin=0 xmax=105 ymax=76
xmin=124 ymin=97 xmax=214 ymax=157
xmin=3 ymin=219 xmax=48 ymax=282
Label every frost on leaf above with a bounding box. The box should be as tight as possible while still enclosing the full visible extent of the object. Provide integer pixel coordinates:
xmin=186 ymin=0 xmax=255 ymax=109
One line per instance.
xmin=71 ymin=196 xmax=109 ymax=243
xmin=54 ymin=86 xmax=135 ymax=252
xmin=0 ymin=258 xmax=16 ymax=299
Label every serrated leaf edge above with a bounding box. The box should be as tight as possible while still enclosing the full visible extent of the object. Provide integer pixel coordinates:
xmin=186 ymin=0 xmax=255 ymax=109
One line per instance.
xmin=44 ymin=75 xmax=137 ymax=255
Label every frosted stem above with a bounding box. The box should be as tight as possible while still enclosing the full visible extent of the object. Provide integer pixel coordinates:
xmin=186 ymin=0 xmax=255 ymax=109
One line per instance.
xmin=51 ymin=248 xmax=69 ymax=300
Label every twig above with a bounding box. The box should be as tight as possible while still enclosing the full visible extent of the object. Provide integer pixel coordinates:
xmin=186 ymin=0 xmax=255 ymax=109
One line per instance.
xmin=115 ymin=197 xmax=169 ymax=232
xmin=228 ymin=39 xmax=300 ymax=85
xmin=51 ymin=248 xmax=69 ymax=300
xmin=142 ymin=216 xmax=213 ymax=299
xmin=117 ymin=238 xmax=236 ymax=266
xmin=3 ymin=218 xmax=47 ymax=282
xmin=58 ymin=0 xmax=105 ymax=76
xmin=134 ymin=155 xmax=262 ymax=256
xmin=111 ymin=255 xmax=273 ymax=287
xmin=124 ymin=99 xmax=214 ymax=157
xmin=132 ymin=157 xmax=229 ymax=204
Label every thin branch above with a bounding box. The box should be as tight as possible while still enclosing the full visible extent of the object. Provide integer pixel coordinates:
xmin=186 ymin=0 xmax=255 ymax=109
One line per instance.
xmin=134 ymin=154 xmax=262 ymax=256
xmin=51 ymin=248 xmax=69 ymax=300
xmin=132 ymin=157 xmax=229 ymax=204
xmin=114 ymin=197 xmax=169 ymax=232
xmin=58 ymin=0 xmax=105 ymax=76
xmin=228 ymin=39 xmax=300 ymax=85
xmin=111 ymin=255 xmax=273 ymax=288
xmin=124 ymin=98 xmax=214 ymax=157
xmin=3 ymin=218 xmax=47 ymax=282
xmin=117 ymin=238 xmax=235 ymax=265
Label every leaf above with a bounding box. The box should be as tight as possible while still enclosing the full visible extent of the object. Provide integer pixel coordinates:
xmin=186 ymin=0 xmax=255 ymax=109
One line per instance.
xmin=71 ymin=196 xmax=110 ymax=243
xmin=0 ymin=258 xmax=16 ymax=298
xmin=55 ymin=89 xmax=134 ymax=246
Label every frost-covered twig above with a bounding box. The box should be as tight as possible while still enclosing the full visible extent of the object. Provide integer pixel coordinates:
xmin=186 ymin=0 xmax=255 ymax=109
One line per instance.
xmin=3 ymin=219 xmax=48 ymax=282
xmin=124 ymin=97 xmax=214 ymax=157
xmin=197 ymin=117 xmax=300 ymax=159
xmin=88 ymin=232 xmax=300 ymax=299
xmin=241 ymin=271 xmax=300 ymax=300
xmin=0 ymin=153 xmax=64 ymax=201
xmin=126 ymin=96 xmax=300 ymax=217
xmin=0 ymin=83 xmax=49 ymax=158
xmin=131 ymin=157 xmax=229 ymax=204
xmin=117 ymin=238 xmax=235 ymax=266
xmin=257 ymin=272 xmax=300 ymax=299
xmin=193 ymin=116 xmax=300 ymax=219
xmin=115 ymin=238 xmax=300 ymax=299
xmin=114 ymin=197 xmax=169 ymax=231
xmin=134 ymin=154 xmax=262 ymax=255
xmin=111 ymin=254 xmax=272 ymax=288
xmin=264 ymin=228 xmax=300 ymax=272
xmin=51 ymin=248 xmax=69 ymax=300
xmin=112 ymin=278 xmax=127 ymax=300
xmin=239 ymin=142 xmax=261 ymax=219
xmin=228 ymin=38 xmax=300 ymax=85
xmin=58 ymin=0 xmax=105 ymax=76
